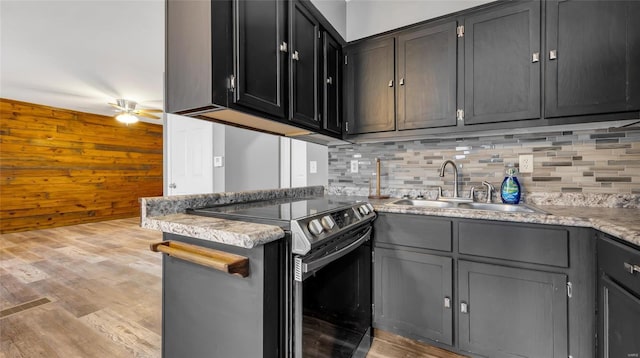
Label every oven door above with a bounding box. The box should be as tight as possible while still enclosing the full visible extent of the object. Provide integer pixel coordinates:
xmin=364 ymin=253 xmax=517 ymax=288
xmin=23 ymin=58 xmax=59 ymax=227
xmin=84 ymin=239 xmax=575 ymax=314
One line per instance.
xmin=292 ymin=226 xmax=373 ymax=358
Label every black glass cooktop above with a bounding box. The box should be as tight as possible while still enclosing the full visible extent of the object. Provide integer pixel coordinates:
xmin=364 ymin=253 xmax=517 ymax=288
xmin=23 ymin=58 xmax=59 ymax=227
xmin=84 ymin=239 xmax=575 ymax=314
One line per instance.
xmin=187 ymin=196 xmax=360 ymax=223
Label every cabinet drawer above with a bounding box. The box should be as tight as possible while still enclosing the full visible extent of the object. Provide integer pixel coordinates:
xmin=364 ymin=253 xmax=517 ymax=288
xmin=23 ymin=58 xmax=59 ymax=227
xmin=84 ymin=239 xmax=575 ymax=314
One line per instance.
xmin=598 ymin=236 xmax=640 ymax=295
xmin=375 ymin=213 xmax=452 ymax=252
xmin=458 ymin=221 xmax=569 ymax=267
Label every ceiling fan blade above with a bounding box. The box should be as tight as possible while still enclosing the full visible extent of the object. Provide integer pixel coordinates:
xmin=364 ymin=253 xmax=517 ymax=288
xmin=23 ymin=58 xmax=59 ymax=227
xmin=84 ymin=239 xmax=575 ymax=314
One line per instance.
xmin=139 ymin=108 xmax=163 ymax=113
xmin=135 ymin=112 xmax=161 ymax=119
xmin=109 ymin=103 xmax=125 ymax=110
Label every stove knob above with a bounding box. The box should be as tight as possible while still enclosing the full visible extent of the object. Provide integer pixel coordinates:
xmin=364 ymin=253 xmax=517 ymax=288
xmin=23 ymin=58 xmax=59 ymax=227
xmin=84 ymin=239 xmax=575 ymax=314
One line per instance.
xmin=359 ymin=205 xmax=369 ymax=215
xmin=366 ymin=203 xmax=374 ymax=212
xmin=321 ymin=215 xmax=336 ymax=230
xmin=308 ymin=219 xmax=324 ymax=236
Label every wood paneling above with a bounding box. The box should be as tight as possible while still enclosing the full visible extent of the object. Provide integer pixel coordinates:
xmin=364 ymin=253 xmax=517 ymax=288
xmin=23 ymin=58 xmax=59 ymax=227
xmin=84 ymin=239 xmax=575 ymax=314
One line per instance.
xmin=0 ymin=99 xmax=163 ymax=233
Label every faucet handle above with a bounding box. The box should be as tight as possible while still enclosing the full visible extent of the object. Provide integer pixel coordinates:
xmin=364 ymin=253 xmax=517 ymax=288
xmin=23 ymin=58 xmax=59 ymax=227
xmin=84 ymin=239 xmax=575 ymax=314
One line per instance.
xmin=482 ymin=181 xmax=495 ymax=203
xmin=437 ymin=186 xmax=443 ymax=199
xmin=469 ymin=187 xmax=477 ymax=202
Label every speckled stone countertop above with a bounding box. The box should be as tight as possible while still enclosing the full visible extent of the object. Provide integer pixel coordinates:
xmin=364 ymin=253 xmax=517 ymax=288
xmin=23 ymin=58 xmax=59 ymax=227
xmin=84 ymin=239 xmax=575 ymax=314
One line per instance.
xmin=369 ymin=198 xmax=640 ymax=248
xmin=140 ymin=186 xmax=324 ymax=249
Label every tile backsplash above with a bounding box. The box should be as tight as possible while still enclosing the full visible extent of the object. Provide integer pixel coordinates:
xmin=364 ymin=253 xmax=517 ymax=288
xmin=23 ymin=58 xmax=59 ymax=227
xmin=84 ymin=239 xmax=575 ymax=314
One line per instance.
xmin=328 ymin=126 xmax=640 ymax=199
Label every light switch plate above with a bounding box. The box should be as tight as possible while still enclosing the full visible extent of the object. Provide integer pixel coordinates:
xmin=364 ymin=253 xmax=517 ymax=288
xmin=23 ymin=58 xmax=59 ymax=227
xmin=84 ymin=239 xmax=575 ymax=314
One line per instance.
xmin=519 ymin=154 xmax=533 ymax=173
xmin=350 ymin=160 xmax=359 ymax=173
xmin=309 ymin=161 xmax=317 ymax=174
xmin=214 ymin=156 xmax=223 ymax=168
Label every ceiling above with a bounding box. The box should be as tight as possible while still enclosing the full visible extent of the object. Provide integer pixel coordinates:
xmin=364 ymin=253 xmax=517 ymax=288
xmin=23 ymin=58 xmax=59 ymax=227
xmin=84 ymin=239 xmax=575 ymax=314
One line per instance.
xmin=0 ymin=0 xmax=164 ymax=122
xmin=0 ymin=0 xmax=492 ymax=123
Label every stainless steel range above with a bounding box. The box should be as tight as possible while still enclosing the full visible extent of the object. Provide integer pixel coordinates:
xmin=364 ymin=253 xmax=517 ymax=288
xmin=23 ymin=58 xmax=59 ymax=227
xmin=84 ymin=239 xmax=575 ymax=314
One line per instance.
xmin=188 ymin=196 xmax=377 ymax=358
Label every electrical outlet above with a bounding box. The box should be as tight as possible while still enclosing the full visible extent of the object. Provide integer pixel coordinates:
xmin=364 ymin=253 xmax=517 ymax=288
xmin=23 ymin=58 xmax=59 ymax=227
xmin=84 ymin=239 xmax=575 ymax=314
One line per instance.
xmin=213 ymin=156 xmax=223 ymax=168
xmin=519 ymin=154 xmax=533 ymax=173
xmin=309 ymin=161 xmax=317 ymax=174
xmin=350 ymin=160 xmax=359 ymax=173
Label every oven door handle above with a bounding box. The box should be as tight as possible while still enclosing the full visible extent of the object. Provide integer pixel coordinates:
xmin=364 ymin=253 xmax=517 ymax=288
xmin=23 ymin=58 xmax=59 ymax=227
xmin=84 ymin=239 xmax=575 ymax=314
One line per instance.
xmin=296 ymin=226 xmax=372 ymax=280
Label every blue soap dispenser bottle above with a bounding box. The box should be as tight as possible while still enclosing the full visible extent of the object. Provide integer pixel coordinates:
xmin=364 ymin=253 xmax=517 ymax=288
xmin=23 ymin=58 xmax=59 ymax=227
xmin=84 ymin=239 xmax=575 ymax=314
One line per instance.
xmin=501 ymin=166 xmax=521 ymax=204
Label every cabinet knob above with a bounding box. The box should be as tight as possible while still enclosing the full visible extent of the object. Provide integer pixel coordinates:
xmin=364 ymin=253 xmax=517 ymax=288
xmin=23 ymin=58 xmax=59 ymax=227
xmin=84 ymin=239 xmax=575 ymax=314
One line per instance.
xmin=279 ymin=42 xmax=288 ymax=53
xmin=444 ymin=297 xmax=451 ymax=308
xmin=400 ymin=78 xmax=405 ymax=86
xmin=460 ymin=302 xmax=468 ymax=313
xmin=624 ymin=262 xmax=640 ymax=275
xmin=169 ymin=183 xmax=177 ymax=189
xmin=326 ymin=77 xmax=333 ymax=85
xmin=388 ymin=80 xmax=394 ymax=87
xmin=549 ymin=49 xmax=557 ymax=60
xmin=532 ymin=52 xmax=540 ymax=63
xmin=292 ymin=51 xmax=300 ymax=61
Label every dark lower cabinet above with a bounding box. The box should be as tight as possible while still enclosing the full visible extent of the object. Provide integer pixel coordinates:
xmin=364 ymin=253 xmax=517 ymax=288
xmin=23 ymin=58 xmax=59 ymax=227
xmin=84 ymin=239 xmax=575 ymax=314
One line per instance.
xmin=458 ymin=260 xmax=568 ymax=358
xmin=463 ymin=1 xmax=541 ymax=124
xmin=345 ymin=37 xmax=395 ymax=134
xmin=597 ymin=235 xmax=640 ymax=358
xmin=374 ymin=248 xmax=453 ymax=345
xmin=545 ymin=0 xmax=640 ymax=118
xmin=290 ymin=0 xmax=320 ymax=127
xmin=396 ymin=21 xmax=457 ymax=130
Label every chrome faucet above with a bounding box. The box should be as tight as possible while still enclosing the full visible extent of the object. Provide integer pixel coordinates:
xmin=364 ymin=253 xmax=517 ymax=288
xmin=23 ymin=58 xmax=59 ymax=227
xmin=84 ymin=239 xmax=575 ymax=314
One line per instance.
xmin=482 ymin=181 xmax=495 ymax=203
xmin=439 ymin=160 xmax=459 ymax=198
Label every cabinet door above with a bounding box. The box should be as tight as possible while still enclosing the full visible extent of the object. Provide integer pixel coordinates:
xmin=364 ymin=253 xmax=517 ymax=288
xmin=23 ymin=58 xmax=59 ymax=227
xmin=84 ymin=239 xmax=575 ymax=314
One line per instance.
xmin=345 ymin=38 xmax=395 ymax=134
xmin=322 ymin=32 xmax=342 ymax=134
xmin=464 ymin=1 xmax=541 ymax=124
xmin=374 ymin=248 xmax=453 ymax=345
xmin=545 ymin=0 xmax=640 ymax=118
xmin=290 ymin=0 xmax=320 ymax=127
xmin=599 ymin=275 xmax=640 ymax=358
xmin=235 ymin=0 xmax=287 ymax=118
xmin=397 ymin=21 xmax=457 ymax=130
xmin=458 ymin=260 xmax=568 ymax=358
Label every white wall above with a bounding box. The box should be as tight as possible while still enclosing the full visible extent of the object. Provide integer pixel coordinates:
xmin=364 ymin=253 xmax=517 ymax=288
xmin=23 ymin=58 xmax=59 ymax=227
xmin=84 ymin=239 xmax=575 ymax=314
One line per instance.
xmin=346 ymin=0 xmax=496 ymax=41
xmin=224 ymin=126 xmax=281 ymax=192
xmin=311 ymin=0 xmax=347 ymax=40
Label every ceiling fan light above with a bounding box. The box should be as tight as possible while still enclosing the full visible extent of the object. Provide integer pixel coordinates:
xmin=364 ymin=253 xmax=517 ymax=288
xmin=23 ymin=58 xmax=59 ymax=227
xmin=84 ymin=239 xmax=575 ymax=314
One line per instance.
xmin=116 ymin=113 xmax=139 ymax=124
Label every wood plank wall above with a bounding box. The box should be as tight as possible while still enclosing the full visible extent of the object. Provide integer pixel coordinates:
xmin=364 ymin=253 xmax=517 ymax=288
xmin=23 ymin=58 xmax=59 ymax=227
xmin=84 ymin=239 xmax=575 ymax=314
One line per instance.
xmin=0 ymin=99 xmax=163 ymax=234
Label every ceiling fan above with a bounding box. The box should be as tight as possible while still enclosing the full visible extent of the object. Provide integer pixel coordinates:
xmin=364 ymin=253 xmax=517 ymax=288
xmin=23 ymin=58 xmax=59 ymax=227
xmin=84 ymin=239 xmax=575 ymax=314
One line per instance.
xmin=109 ymin=99 xmax=163 ymax=124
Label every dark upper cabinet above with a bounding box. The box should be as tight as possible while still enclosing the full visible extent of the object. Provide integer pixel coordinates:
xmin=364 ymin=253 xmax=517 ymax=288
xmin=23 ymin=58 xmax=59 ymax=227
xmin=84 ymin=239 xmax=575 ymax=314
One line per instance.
xmin=322 ymin=32 xmax=342 ymax=134
xmin=290 ymin=0 xmax=320 ymax=127
xmin=235 ymin=0 xmax=288 ymax=119
xmin=545 ymin=0 xmax=640 ymax=118
xmin=463 ymin=1 xmax=541 ymax=124
xmin=397 ymin=21 xmax=458 ymax=130
xmin=458 ymin=260 xmax=568 ymax=357
xmin=374 ymin=248 xmax=454 ymax=345
xmin=345 ymin=37 xmax=396 ymax=134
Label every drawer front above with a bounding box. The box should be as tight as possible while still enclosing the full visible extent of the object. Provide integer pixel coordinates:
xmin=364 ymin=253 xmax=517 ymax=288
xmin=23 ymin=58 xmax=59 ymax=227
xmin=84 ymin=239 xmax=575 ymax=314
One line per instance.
xmin=459 ymin=221 xmax=569 ymax=267
xmin=598 ymin=236 xmax=640 ymax=295
xmin=375 ymin=213 xmax=452 ymax=252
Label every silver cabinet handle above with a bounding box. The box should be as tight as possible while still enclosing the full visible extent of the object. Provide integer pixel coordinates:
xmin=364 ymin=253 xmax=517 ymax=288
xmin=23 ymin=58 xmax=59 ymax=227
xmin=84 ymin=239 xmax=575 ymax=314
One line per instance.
xmin=400 ymin=78 xmax=405 ymax=86
xmin=532 ymin=52 xmax=540 ymax=63
xmin=549 ymin=50 xmax=557 ymax=60
xmin=444 ymin=297 xmax=451 ymax=308
xmin=624 ymin=262 xmax=640 ymax=275
xmin=280 ymin=42 xmax=288 ymax=53
xmin=388 ymin=80 xmax=394 ymax=87
xmin=169 ymin=183 xmax=177 ymax=189
xmin=292 ymin=51 xmax=299 ymax=61
xmin=460 ymin=302 xmax=468 ymax=313
xmin=326 ymin=77 xmax=333 ymax=85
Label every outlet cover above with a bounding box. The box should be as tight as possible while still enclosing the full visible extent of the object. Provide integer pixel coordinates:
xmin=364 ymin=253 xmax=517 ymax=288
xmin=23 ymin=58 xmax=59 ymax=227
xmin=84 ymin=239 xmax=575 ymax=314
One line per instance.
xmin=519 ymin=154 xmax=533 ymax=173
xmin=309 ymin=161 xmax=317 ymax=174
xmin=350 ymin=160 xmax=359 ymax=173
xmin=214 ymin=156 xmax=223 ymax=167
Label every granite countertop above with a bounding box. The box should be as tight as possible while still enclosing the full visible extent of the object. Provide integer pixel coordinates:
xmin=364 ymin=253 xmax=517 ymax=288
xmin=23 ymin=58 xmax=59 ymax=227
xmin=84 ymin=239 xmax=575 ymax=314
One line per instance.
xmin=370 ymin=198 xmax=640 ymax=247
xmin=140 ymin=186 xmax=324 ymax=249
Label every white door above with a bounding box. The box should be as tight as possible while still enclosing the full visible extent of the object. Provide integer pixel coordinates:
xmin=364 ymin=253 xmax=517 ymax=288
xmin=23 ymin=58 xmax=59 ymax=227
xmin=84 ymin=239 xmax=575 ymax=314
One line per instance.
xmin=167 ymin=114 xmax=213 ymax=195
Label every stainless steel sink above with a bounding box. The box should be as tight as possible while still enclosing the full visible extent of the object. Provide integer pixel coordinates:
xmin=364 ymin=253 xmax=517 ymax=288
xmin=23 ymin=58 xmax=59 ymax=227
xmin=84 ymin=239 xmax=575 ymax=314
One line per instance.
xmin=390 ymin=199 xmax=456 ymax=208
xmin=390 ymin=199 xmax=547 ymax=214
xmin=456 ymin=202 xmax=547 ymax=214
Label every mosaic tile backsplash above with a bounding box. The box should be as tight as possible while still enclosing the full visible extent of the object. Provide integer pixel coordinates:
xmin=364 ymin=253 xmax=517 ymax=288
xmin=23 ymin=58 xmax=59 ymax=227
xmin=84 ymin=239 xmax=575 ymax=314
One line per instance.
xmin=328 ymin=126 xmax=640 ymax=202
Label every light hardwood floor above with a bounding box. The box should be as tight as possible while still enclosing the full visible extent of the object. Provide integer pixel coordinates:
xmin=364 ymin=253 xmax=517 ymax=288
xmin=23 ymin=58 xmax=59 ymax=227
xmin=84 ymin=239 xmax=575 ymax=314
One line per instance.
xmin=0 ymin=218 xmax=465 ymax=358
